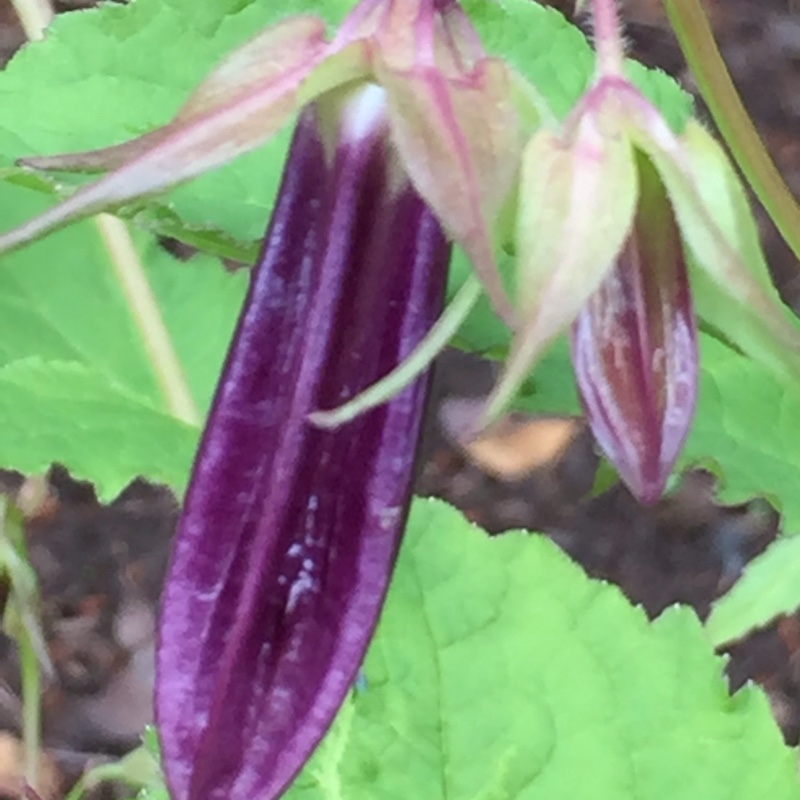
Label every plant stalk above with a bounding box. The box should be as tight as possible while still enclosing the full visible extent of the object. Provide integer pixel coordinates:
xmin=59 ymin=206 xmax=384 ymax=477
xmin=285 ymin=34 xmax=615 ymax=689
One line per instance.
xmin=94 ymin=215 xmax=201 ymax=425
xmin=8 ymin=0 xmax=52 ymax=41
xmin=0 ymin=498 xmax=41 ymax=792
xmin=18 ymin=625 xmax=41 ymax=790
xmin=590 ymin=0 xmax=625 ymax=76
xmin=664 ymin=0 xmax=800 ymax=267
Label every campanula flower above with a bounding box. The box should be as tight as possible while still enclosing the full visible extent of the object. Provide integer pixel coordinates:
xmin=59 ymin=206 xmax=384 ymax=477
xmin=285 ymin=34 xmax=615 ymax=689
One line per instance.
xmin=483 ymin=71 xmax=800 ymax=502
xmin=157 ymin=85 xmax=450 ymax=800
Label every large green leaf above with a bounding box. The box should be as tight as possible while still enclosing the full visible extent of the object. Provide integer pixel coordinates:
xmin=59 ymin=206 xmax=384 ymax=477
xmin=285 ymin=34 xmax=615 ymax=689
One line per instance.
xmin=0 ymin=358 xmax=197 ymax=499
xmin=688 ymin=335 xmax=800 ymax=530
xmin=131 ymin=500 xmax=799 ymax=799
xmin=291 ymin=499 xmax=798 ymax=799
xmin=0 ymin=180 xmax=245 ymax=498
xmin=0 ymin=182 xmax=247 ymax=406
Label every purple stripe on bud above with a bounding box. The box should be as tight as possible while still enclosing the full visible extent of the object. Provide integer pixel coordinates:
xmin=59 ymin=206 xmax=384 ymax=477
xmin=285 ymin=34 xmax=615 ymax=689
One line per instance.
xmin=572 ymin=158 xmax=698 ymax=504
xmin=156 ymin=86 xmax=450 ymax=800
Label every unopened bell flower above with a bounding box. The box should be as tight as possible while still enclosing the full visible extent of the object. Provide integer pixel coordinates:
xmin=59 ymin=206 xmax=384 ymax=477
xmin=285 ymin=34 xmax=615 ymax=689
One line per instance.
xmin=159 ymin=86 xmax=451 ymax=800
xmin=485 ymin=69 xmax=800 ymax=503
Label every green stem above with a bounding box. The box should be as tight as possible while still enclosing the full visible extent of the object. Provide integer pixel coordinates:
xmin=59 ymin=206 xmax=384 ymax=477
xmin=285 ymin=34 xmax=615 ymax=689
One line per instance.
xmin=95 ymin=215 xmax=201 ymax=425
xmin=664 ymin=0 xmax=800 ymax=265
xmin=18 ymin=625 xmax=41 ymax=790
xmin=62 ymin=776 xmax=89 ymax=800
xmin=0 ymin=497 xmax=42 ymax=793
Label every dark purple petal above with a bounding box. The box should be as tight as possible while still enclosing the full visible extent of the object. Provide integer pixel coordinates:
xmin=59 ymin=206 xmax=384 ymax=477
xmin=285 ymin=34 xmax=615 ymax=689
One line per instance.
xmin=571 ymin=156 xmax=698 ymax=504
xmin=156 ymin=88 xmax=450 ymax=800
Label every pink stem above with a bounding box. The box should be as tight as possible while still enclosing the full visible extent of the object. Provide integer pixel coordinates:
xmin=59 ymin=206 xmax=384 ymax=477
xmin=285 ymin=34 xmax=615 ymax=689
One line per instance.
xmin=591 ymin=0 xmax=625 ymax=76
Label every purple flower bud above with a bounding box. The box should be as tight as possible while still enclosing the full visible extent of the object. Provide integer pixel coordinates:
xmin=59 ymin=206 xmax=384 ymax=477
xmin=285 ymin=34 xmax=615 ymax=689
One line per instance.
xmin=571 ymin=158 xmax=698 ymax=503
xmin=156 ymin=86 xmax=450 ymax=800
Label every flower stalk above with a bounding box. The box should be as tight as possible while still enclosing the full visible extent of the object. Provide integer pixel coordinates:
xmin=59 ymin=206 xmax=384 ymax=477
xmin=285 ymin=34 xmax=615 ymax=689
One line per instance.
xmin=590 ymin=0 xmax=625 ymax=76
xmin=664 ymin=0 xmax=800 ymax=267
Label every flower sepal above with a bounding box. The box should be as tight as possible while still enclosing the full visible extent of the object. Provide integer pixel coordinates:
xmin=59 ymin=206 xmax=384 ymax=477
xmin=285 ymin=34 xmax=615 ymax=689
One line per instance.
xmin=0 ymin=0 xmax=531 ymax=336
xmin=637 ymin=119 xmax=800 ymax=382
xmin=0 ymin=17 xmax=370 ymax=254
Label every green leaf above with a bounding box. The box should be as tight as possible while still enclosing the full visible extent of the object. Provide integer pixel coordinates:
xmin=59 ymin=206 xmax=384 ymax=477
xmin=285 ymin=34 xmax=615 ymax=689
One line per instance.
xmin=0 ymin=181 xmax=246 ymax=498
xmin=0 ymin=0 xmax=692 ymax=252
xmin=707 ymin=535 xmax=800 ymax=647
xmin=287 ymin=498 xmax=798 ymax=799
xmin=0 ymin=359 xmax=198 ymax=499
xmin=124 ymin=500 xmax=800 ymax=798
xmin=464 ymin=0 xmax=692 ymax=128
xmin=0 ymin=183 xmax=247 ymax=406
xmin=687 ymin=334 xmax=800 ymax=530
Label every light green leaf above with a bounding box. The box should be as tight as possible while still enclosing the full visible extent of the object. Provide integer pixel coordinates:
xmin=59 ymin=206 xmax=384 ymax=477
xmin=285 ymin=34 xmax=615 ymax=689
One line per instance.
xmin=287 ymin=499 xmax=798 ymax=799
xmin=0 ymin=181 xmax=246 ymax=498
xmin=0 ymin=359 xmax=198 ymax=499
xmin=464 ymin=0 xmax=692 ymax=129
xmin=687 ymin=335 xmax=800 ymax=530
xmin=108 ymin=501 xmax=797 ymax=799
xmin=707 ymin=535 xmax=800 ymax=647
xmin=0 ymin=183 xmax=247 ymax=408
xmin=0 ymin=0 xmax=350 ymax=245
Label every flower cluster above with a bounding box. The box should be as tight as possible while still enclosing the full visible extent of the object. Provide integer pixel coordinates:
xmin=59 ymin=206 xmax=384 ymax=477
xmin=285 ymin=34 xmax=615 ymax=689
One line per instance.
xmin=1 ymin=0 xmax=799 ymax=799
